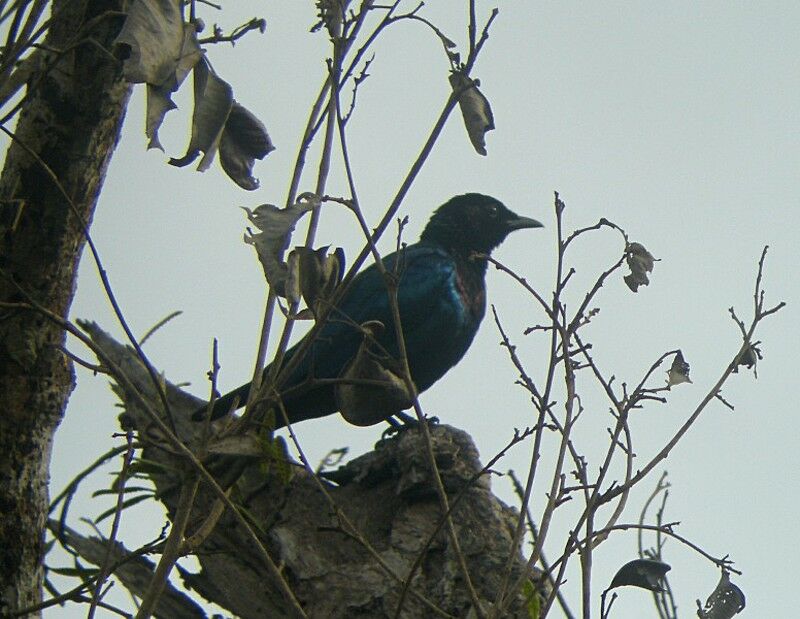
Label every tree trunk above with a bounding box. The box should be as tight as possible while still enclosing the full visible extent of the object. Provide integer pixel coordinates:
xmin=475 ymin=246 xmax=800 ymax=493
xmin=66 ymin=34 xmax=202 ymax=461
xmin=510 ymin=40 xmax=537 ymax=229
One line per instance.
xmin=0 ymin=0 xmax=130 ymax=613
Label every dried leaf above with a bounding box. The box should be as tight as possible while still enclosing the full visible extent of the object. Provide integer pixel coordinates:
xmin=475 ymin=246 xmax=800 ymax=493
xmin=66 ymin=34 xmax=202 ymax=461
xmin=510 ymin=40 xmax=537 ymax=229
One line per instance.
xmin=207 ymin=434 xmax=264 ymax=457
xmin=114 ymin=0 xmax=184 ymax=85
xmin=242 ymin=194 xmax=320 ymax=296
xmin=449 ymin=72 xmax=495 ymax=156
xmin=733 ymin=342 xmax=762 ymax=376
xmin=168 ymin=57 xmax=233 ymax=171
xmin=284 ymin=249 xmax=336 ymax=320
xmin=284 ymin=248 xmax=303 ymax=307
xmin=608 ymin=558 xmax=671 ymax=592
xmin=145 ymin=27 xmax=203 ymax=150
xmin=117 ymin=2 xmax=271 ymax=186
xmin=292 ymin=308 xmax=317 ymax=321
xmin=624 ymin=242 xmax=656 ymax=292
xmin=287 ymin=246 xmax=345 ymax=318
xmin=315 ymin=0 xmax=349 ymax=36
xmin=336 ymin=321 xmax=414 ymax=426
xmin=696 ymin=571 xmax=745 ymax=618
xmin=667 ymin=350 xmax=692 ymax=387
xmin=219 ymin=102 xmax=275 ymax=190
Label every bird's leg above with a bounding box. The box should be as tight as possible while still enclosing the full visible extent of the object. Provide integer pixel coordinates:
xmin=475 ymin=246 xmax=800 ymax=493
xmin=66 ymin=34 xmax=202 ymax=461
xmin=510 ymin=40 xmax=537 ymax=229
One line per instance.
xmin=380 ymin=411 xmax=440 ymax=439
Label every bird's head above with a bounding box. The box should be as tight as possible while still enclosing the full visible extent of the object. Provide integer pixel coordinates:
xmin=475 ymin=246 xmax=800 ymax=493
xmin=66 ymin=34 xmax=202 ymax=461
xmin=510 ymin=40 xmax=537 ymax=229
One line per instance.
xmin=420 ymin=193 xmax=543 ymax=255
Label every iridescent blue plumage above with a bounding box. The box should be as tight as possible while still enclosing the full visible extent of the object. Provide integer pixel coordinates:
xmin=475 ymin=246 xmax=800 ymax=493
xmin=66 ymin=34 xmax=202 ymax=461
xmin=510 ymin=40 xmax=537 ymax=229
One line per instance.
xmin=196 ymin=193 xmax=542 ymax=426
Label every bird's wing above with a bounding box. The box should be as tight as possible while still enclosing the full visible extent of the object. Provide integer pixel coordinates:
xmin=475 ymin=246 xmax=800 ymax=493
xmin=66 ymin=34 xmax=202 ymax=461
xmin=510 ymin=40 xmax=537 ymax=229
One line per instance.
xmin=280 ymin=243 xmax=463 ymax=386
xmin=390 ymin=245 xmax=480 ymax=390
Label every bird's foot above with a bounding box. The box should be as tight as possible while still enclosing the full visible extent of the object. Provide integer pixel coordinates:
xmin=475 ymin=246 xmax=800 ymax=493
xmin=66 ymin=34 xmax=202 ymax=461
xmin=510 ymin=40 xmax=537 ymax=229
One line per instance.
xmin=380 ymin=412 xmax=440 ymax=440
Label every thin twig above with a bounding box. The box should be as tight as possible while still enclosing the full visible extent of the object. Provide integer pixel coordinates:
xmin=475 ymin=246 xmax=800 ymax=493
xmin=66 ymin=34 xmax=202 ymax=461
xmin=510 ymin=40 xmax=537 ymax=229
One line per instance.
xmin=139 ymin=311 xmax=183 ymax=347
xmin=87 ymin=431 xmax=136 ymax=619
xmin=550 ymin=523 xmax=742 ymax=577
xmin=21 ymin=532 xmax=166 ymax=617
xmin=134 ymin=472 xmax=201 ymax=619
xmin=197 ymin=17 xmax=266 ymax=45
xmin=602 ymin=260 xmax=783 ymax=503
xmin=492 ymin=193 xmax=565 ymax=617
xmin=508 ymin=470 xmax=576 ymax=619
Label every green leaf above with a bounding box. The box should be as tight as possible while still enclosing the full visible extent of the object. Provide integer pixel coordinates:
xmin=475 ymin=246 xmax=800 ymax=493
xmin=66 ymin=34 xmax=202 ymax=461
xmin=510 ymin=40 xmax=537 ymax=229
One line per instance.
xmin=48 ymin=565 xmax=99 ymax=578
xmin=258 ymin=431 xmax=292 ymax=484
xmin=126 ymin=458 xmax=174 ymax=478
xmin=92 ymin=486 xmax=155 ymax=498
xmin=92 ymin=486 xmax=154 ymax=498
xmin=521 ymin=579 xmax=541 ymax=619
xmin=94 ymin=494 xmax=154 ymax=524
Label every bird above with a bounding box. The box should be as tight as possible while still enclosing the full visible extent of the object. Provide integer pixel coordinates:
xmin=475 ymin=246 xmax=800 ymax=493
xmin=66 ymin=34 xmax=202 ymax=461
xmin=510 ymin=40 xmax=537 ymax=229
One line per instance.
xmin=194 ymin=193 xmax=542 ymax=427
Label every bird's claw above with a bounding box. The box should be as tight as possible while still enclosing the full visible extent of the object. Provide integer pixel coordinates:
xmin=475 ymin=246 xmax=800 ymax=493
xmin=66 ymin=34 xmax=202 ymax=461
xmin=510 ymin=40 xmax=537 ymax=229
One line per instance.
xmin=379 ymin=412 xmax=440 ymax=440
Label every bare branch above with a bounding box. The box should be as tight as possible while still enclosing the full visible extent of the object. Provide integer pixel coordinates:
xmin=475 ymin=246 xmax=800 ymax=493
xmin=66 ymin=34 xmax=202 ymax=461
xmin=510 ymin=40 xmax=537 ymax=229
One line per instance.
xmin=197 ymin=17 xmax=266 ymax=45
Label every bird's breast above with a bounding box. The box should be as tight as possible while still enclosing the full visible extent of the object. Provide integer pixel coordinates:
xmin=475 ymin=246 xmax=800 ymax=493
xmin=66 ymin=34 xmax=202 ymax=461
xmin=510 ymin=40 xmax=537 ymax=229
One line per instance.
xmin=453 ymin=264 xmax=486 ymax=322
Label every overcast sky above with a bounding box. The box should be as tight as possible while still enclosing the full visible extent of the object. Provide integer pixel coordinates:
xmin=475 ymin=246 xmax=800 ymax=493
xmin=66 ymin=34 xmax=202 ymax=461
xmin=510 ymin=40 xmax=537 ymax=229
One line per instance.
xmin=50 ymin=2 xmax=798 ymax=617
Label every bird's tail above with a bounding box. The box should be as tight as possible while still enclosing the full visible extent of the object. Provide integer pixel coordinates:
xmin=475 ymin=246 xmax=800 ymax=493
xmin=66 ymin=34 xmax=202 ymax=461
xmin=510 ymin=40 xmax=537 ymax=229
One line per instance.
xmin=191 ymin=382 xmax=251 ymax=421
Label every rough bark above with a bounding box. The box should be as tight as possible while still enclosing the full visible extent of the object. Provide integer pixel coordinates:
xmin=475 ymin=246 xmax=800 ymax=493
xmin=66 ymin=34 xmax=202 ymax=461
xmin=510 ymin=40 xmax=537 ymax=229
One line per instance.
xmin=74 ymin=322 xmax=544 ymax=618
xmin=0 ymin=0 xmax=130 ymax=614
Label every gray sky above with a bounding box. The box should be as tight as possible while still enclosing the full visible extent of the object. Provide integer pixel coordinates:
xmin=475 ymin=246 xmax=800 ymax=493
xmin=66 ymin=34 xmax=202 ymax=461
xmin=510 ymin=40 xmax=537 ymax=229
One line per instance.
xmin=52 ymin=2 xmax=798 ymax=616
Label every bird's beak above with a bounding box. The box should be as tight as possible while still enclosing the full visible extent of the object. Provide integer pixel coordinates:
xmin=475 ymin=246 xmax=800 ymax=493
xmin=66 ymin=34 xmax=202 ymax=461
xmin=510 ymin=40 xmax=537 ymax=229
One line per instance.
xmin=505 ymin=215 xmax=544 ymax=231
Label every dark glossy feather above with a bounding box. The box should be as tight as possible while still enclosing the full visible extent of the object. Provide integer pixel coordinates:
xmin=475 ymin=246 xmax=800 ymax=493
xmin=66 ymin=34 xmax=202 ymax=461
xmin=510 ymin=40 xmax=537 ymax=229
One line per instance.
xmin=194 ymin=193 xmax=542 ymax=426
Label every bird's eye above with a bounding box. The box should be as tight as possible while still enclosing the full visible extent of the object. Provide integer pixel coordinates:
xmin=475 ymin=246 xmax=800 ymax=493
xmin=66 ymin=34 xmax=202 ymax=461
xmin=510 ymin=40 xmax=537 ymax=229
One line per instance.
xmin=488 ymin=203 xmax=499 ymax=218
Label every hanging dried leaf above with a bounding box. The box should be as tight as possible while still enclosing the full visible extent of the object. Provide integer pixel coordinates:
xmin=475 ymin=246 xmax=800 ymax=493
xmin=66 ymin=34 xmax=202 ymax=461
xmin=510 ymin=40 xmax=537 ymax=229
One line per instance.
xmin=624 ymin=242 xmax=656 ymax=292
xmin=169 ymin=57 xmax=233 ymax=170
xmin=336 ymin=321 xmax=414 ymax=426
xmin=145 ymin=86 xmax=176 ymax=150
xmin=287 ymin=246 xmax=345 ymax=318
xmin=145 ymin=27 xmax=203 ymax=150
xmin=314 ymin=0 xmax=350 ymax=36
xmin=116 ymin=1 xmax=272 ymax=185
xmin=114 ymin=0 xmax=184 ymax=85
xmin=219 ymin=102 xmax=275 ymax=190
xmin=242 ymin=194 xmax=320 ymax=296
xmin=696 ymin=571 xmax=745 ymax=618
xmin=608 ymin=558 xmax=671 ymax=592
xmin=667 ymin=350 xmax=692 ymax=387
xmin=284 ymin=249 xmax=303 ymax=307
xmin=449 ymin=72 xmax=495 ymax=156
xmin=733 ymin=342 xmax=762 ymax=376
